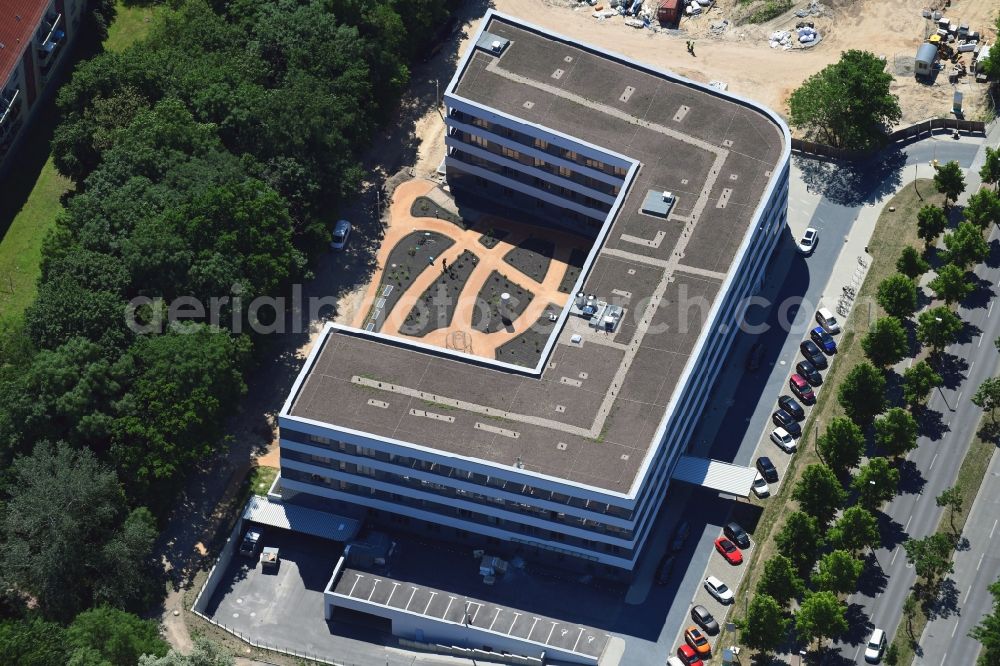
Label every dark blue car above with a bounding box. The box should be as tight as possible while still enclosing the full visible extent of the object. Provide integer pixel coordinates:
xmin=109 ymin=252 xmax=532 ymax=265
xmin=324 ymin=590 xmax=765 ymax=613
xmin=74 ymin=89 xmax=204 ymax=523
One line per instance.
xmin=810 ymin=326 xmax=837 ymax=354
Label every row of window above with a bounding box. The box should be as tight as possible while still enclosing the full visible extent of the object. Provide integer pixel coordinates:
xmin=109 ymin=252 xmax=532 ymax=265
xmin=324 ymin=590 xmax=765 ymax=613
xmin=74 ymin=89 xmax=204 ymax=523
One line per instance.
xmin=281 ymin=429 xmax=634 ymax=519
xmin=283 ymin=469 xmax=634 ymax=558
xmin=282 ymin=448 xmax=634 ymax=538
xmin=454 ymin=109 xmax=627 ymax=178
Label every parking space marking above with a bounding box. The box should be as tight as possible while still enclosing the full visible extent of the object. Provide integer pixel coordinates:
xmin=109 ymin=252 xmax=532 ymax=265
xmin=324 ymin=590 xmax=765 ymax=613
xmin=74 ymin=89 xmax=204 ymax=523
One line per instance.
xmin=387 ymin=582 xmax=399 ymax=606
xmin=507 ymin=612 xmax=522 ymax=635
xmin=468 ymin=601 xmax=483 ymax=623
xmin=572 ymin=627 xmax=585 ymax=652
xmin=405 ymin=587 xmax=418 ymax=610
xmin=546 ymin=621 xmax=557 ymax=644
xmin=422 ymin=591 xmax=437 ymax=614
xmin=444 ymin=596 xmax=456 ymax=619
xmin=367 ymin=579 xmax=381 ymax=601
xmin=348 ymin=573 xmax=363 ymax=597
xmin=490 ymin=608 xmax=502 ymax=631
xmin=529 ymin=617 xmax=540 ymax=640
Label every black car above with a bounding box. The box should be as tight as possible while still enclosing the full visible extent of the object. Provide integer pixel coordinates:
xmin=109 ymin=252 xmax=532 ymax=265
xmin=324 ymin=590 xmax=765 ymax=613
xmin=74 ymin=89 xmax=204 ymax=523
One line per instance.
xmin=799 ymin=340 xmax=828 ymax=369
xmin=723 ymin=521 xmax=751 ymax=549
xmin=745 ymin=342 xmax=765 ymax=371
xmin=756 ymin=456 xmax=778 ymax=483
xmin=772 ymin=409 xmax=802 ymax=437
xmin=655 ymin=553 xmax=676 ymax=585
xmin=777 ymin=395 xmax=805 ymax=421
xmin=691 ymin=604 xmax=720 ymax=635
xmin=670 ymin=521 xmax=691 ymax=552
xmin=796 ymin=360 xmax=823 ymax=386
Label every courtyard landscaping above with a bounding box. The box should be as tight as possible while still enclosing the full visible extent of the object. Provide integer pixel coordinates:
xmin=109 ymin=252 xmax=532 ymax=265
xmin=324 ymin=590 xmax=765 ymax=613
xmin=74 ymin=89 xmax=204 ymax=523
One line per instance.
xmin=399 ymin=250 xmax=479 ymax=337
xmin=364 ymin=230 xmax=453 ymax=330
xmin=558 ymin=248 xmax=588 ymax=294
xmin=495 ymin=304 xmax=560 ymax=367
xmin=473 ymin=271 xmax=534 ymax=334
xmin=503 ymin=236 xmax=554 ymax=283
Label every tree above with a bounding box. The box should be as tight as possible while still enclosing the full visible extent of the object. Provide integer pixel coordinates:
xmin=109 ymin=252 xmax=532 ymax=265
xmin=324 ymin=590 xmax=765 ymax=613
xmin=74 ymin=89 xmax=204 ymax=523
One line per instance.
xmin=874 ymin=408 xmax=919 ymax=458
xmin=827 ymin=506 xmax=880 ymax=553
xmin=896 ymin=246 xmax=929 ymax=279
xmin=981 ymin=145 xmax=1000 ymax=191
xmin=970 ymin=579 xmax=1000 ymax=665
xmin=904 ymin=532 xmax=954 ymax=592
xmin=877 ymin=274 xmax=919 ymax=319
xmin=963 ymin=188 xmax=1000 ymax=229
xmin=853 ymin=457 xmax=900 ymax=510
xmin=929 ymin=263 xmax=974 ymax=305
xmin=862 ymin=316 xmax=909 ymax=367
xmin=812 ymin=550 xmax=864 ymax=595
xmin=787 ymin=50 xmax=900 ymax=150
xmin=944 ymin=221 xmax=989 ymax=269
xmin=756 ymin=555 xmax=804 ymax=606
xmin=936 ymin=486 xmax=964 ymax=535
xmin=777 ymin=512 xmax=823 ymax=576
xmin=2 ymin=442 xmax=158 ymax=620
xmin=139 ymin=638 xmax=234 ymax=666
xmin=67 ymin=607 xmax=169 ymax=666
xmin=903 ymin=361 xmax=942 ymax=407
xmin=902 ymin=594 xmax=919 ymax=639
xmin=917 ymin=205 xmax=948 ymax=246
xmin=917 ymin=307 xmax=963 ymax=355
xmin=793 ymin=464 xmax=847 ymax=525
xmin=0 ymin=618 xmax=69 ymax=666
xmin=838 ymin=362 xmax=888 ymax=425
xmin=740 ymin=594 xmax=788 ymax=655
xmin=817 ymin=417 xmax=865 ymax=477
xmin=933 ymin=160 xmax=966 ymax=206
xmin=795 ymin=591 xmax=848 ymax=650
xmin=972 ymin=377 xmax=1000 ymax=424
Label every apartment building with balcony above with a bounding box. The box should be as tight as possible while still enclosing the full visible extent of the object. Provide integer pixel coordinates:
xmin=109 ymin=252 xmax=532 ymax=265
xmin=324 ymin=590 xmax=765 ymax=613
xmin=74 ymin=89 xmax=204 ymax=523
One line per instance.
xmin=270 ymin=11 xmax=790 ymax=577
xmin=0 ymin=0 xmax=85 ymax=174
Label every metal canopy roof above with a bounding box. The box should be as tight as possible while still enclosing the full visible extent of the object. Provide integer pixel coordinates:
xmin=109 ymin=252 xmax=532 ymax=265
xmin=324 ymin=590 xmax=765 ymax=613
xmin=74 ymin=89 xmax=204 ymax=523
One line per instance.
xmin=242 ymin=495 xmax=361 ymax=542
xmin=671 ymin=456 xmax=756 ymax=496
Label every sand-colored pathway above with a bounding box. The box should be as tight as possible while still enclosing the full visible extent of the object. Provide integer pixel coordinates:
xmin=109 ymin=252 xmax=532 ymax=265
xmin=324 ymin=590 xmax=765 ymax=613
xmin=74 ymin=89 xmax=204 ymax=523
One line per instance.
xmin=352 ymin=179 xmax=591 ymax=358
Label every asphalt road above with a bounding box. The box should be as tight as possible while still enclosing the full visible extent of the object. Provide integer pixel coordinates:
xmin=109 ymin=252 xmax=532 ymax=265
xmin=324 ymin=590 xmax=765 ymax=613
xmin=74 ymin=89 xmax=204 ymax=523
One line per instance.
xmin=830 ymin=142 xmax=1000 ymax=664
xmin=917 ymin=451 xmax=1000 ymax=666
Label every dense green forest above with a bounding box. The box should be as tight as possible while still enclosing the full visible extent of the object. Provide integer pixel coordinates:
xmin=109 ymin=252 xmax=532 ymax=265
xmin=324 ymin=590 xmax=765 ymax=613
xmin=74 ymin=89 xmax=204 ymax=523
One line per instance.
xmin=0 ymin=0 xmax=458 ymax=659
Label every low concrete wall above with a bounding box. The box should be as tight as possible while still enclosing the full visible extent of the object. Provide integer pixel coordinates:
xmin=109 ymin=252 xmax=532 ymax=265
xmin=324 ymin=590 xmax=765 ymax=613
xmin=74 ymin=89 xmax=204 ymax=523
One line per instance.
xmin=791 ymin=118 xmax=988 ymax=161
xmin=398 ymin=638 xmax=543 ymax=665
xmin=191 ymin=516 xmax=243 ymax=614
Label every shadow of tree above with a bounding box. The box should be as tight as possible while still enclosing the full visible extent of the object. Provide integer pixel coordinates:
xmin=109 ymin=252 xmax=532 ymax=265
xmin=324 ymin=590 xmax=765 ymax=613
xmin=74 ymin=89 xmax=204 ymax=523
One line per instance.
xmin=923 ymin=577 xmax=960 ymax=621
xmin=877 ymin=511 xmax=910 ymax=549
xmin=956 ymin=319 xmax=983 ymax=346
xmin=857 ymin=555 xmax=889 ymax=597
xmin=839 ymin=602 xmax=874 ymax=646
xmin=793 ymin=149 xmax=906 ymax=207
xmin=936 ymin=352 xmax=969 ymax=390
xmin=986 ymin=238 xmax=1000 ymax=269
xmin=962 ymin=273 xmax=996 ymax=310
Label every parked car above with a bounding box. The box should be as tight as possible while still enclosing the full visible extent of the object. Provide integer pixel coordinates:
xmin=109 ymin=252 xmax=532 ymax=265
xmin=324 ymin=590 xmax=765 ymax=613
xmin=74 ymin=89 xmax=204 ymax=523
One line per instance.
xmin=789 ymin=374 xmax=816 ymax=404
xmin=676 ymin=645 xmax=704 ymax=666
xmin=330 ymin=219 xmax=352 ymax=250
xmin=797 ymin=227 xmax=818 ymax=254
xmin=756 ymin=456 xmax=778 ymax=483
xmin=752 ymin=472 xmax=771 ymax=498
xmin=796 ymin=360 xmax=823 ymax=386
xmin=745 ymin=341 xmax=765 ymax=371
xmin=667 ymin=657 xmax=689 ymax=666
xmin=724 ymin=522 xmax=751 ymax=549
xmin=690 ymin=605 xmax=720 ymax=635
xmin=864 ymin=628 xmax=886 ymax=663
xmin=714 ymin=537 xmax=743 ymax=565
xmin=239 ymin=529 xmax=262 ymax=557
xmin=684 ymin=626 xmax=711 ymax=656
xmin=811 ymin=326 xmax=837 ymax=354
xmin=816 ymin=307 xmax=841 ymax=334
xmin=770 ymin=427 xmax=797 ymax=452
xmin=778 ymin=395 xmax=805 ymax=421
xmin=655 ymin=553 xmax=676 ymax=585
xmin=704 ymin=576 xmax=734 ymax=604
xmin=772 ymin=409 xmax=802 ymax=437
xmin=799 ymin=340 xmax=828 ymax=369
xmin=671 ymin=521 xmax=691 ymax=552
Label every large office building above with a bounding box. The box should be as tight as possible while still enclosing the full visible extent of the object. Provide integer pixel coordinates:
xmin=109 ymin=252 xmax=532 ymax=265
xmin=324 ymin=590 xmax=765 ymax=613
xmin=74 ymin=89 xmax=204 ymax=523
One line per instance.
xmin=1 ymin=0 xmax=84 ymax=173
xmin=273 ymin=12 xmax=790 ymax=575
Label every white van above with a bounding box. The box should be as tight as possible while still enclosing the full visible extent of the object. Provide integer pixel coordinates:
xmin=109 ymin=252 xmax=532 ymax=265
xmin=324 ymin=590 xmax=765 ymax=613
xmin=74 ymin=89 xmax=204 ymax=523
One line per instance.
xmin=815 ymin=307 xmax=841 ymax=334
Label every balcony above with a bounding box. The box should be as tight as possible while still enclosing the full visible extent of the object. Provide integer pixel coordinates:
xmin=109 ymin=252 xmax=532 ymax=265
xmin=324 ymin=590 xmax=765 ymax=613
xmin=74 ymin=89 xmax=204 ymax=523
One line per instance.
xmin=36 ymin=13 xmax=65 ymax=76
xmin=0 ymin=89 xmax=20 ymax=132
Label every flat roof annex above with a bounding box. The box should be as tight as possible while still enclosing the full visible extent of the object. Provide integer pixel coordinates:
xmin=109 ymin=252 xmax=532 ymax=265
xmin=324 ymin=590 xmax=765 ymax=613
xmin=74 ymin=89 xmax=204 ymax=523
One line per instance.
xmin=283 ymin=12 xmax=788 ymax=498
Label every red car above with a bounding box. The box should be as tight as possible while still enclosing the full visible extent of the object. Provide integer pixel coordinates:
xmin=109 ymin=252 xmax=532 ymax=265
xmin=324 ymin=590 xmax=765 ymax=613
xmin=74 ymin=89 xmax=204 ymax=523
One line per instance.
xmin=789 ymin=374 xmax=815 ymax=404
xmin=714 ymin=536 xmax=743 ymax=565
xmin=677 ymin=644 xmax=705 ymax=666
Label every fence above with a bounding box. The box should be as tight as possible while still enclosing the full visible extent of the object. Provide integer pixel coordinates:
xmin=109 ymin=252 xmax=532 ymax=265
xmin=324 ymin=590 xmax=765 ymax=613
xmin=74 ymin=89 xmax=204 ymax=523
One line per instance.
xmin=791 ymin=117 xmax=988 ymax=161
xmin=398 ymin=638 xmax=544 ymax=665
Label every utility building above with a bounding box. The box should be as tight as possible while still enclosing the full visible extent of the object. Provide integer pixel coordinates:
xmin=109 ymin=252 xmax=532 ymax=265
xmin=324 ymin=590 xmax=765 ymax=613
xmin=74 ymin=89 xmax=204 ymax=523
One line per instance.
xmin=272 ymin=11 xmax=790 ymax=577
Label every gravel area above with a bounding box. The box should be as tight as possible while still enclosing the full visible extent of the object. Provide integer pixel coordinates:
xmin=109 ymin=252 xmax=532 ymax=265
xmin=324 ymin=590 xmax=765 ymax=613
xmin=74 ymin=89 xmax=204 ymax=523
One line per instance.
xmin=558 ymin=248 xmax=588 ymax=293
xmin=472 ymin=271 xmax=534 ymax=334
xmin=477 ymin=226 xmax=511 ymax=249
xmin=410 ymin=195 xmax=467 ymax=229
xmin=503 ymin=236 xmax=554 ymax=282
xmin=495 ymin=303 xmax=560 ymax=367
xmin=399 ymin=250 xmax=479 ymax=337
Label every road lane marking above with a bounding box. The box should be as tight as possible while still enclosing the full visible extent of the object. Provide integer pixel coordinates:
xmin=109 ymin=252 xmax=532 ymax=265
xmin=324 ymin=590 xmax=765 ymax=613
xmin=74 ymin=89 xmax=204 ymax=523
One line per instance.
xmin=930 ymin=453 xmax=939 ymax=470
xmin=964 ymin=585 xmax=972 ymax=604
xmin=891 ymin=547 xmax=900 ymax=565
xmin=991 ymin=519 xmax=998 ymax=540
xmin=978 ymin=553 xmax=985 ymax=571
xmin=953 ymin=622 xmax=960 ymax=637
xmin=854 ymin=646 xmax=861 ymax=661
xmin=905 ymin=515 xmax=913 ymax=532
xmin=957 ymin=391 xmax=963 ymax=403
xmin=979 ymin=335 xmax=985 ymax=348
xmin=990 ymin=300 xmax=995 ymax=318
xmin=970 ymin=360 xmax=976 ymax=373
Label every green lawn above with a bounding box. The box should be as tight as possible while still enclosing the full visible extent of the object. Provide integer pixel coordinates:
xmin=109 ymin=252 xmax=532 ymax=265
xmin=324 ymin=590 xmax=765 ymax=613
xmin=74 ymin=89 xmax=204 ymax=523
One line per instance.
xmin=0 ymin=1 xmax=163 ymax=323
